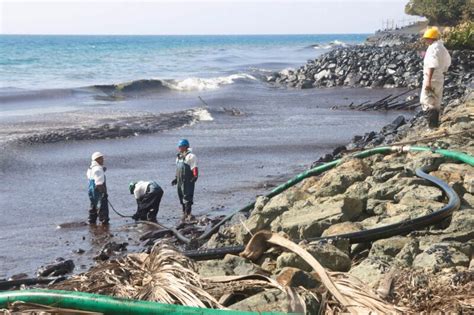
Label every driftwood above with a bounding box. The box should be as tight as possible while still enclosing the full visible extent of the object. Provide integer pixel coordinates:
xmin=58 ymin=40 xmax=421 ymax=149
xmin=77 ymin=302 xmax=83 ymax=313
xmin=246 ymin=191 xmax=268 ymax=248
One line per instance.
xmin=348 ymin=88 xmax=419 ymax=111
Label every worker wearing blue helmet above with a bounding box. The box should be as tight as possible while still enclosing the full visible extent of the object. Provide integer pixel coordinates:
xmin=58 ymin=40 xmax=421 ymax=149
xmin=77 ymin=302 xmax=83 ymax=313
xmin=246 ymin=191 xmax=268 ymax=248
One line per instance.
xmin=171 ymin=139 xmax=198 ymax=221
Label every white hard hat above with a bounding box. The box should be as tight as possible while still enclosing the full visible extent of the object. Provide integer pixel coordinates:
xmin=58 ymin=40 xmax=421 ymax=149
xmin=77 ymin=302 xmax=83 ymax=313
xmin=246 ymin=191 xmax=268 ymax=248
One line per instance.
xmin=91 ymin=152 xmax=104 ymax=161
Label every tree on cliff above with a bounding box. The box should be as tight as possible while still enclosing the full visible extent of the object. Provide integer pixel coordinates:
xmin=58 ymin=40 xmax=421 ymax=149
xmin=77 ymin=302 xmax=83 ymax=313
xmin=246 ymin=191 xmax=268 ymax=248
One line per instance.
xmin=405 ymin=0 xmax=473 ymax=25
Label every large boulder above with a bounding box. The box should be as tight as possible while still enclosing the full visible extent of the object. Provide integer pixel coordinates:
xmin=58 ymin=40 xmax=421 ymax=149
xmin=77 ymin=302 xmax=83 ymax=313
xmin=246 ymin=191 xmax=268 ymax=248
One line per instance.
xmin=276 ymin=243 xmax=351 ymax=272
xmin=228 ymin=289 xmax=290 ymax=312
xmin=349 ymin=256 xmax=393 ymax=287
xmin=276 ymin=267 xmax=319 ymax=289
xmin=369 ymin=236 xmax=411 ymax=259
xmin=321 ymin=222 xmax=364 ymax=237
xmin=412 ymin=242 xmax=470 ymax=270
xmin=405 ymin=151 xmax=445 ymax=173
xmin=238 ymin=190 xmax=304 ymax=243
xmin=385 ymin=197 xmax=445 ymax=217
xmin=368 ymin=176 xmax=426 ymax=200
xmin=344 ymin=181 xmax=371 ymax=210
xmin=197 ymin=254 xmax=265 ymax=277
xmin=438 ymin=208 xmax=474 ymax=242
xmin=271 ymin=197 xmax=363 ymax=239
xmin=394 ymin=185 xmax=443 ymax=203
xmin=394 ymin=239 xmax=421 ymax=267
xmin=307 ymin=159 xmax=371 ymax=198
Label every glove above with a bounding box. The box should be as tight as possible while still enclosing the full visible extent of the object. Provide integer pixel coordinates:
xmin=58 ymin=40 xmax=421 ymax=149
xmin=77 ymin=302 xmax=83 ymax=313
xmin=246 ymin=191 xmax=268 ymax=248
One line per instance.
xmin=191 ymin=176 xmax=198 ymax=183
xmin=171 ymin=178 xmax=177 ymax=186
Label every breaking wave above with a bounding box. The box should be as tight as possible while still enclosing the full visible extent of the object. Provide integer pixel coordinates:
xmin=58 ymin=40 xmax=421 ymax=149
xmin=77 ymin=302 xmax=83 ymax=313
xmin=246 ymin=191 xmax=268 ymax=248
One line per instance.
xmin=162 ymin=74 xmax=257 ymax=91
xmin=306 ymin=40 xmax=349 ymax=50
xmin=0 ymin=74 xmax=258 ymax=104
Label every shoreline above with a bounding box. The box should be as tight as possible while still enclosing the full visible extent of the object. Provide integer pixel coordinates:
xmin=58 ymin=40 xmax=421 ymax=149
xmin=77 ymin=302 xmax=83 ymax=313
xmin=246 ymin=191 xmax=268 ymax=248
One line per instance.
xmin=2 ymin=29 xmax=473 ymax=313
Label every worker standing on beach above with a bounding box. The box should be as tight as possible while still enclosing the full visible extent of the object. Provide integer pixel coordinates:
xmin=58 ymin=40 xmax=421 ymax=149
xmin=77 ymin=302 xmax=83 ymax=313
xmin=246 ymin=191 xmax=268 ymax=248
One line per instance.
xmin=420 ymin=27 xmax=451 ymax=129
xmin=129 ymin=181 xmax=164 ymax=222
xmin=86 ymin=152 xmax=109 ymax=225
xmin=171 ymin=139 xmax=198 ymax=221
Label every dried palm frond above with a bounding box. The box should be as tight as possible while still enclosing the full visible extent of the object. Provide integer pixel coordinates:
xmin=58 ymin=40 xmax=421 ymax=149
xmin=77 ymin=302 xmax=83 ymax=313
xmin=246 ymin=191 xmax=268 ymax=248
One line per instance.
xmin=240 ymin=231 xmax=409 ymax=314
xmin=389 ymin=269 xmax=474 ymax=313
xmin=53 ymin=243 xmax=222 ymax=309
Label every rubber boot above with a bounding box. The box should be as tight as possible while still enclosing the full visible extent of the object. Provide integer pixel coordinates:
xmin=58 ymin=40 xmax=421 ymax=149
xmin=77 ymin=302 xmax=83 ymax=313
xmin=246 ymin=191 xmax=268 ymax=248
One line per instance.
xmin=428 ymin=109 xmax=439 ymax=129
xmin=147 ymin=209 xmax=157 ymax=223
xmin=88 ymin=208 xmax=98 ymax=225
xmin=185 ymin=203 xmax=194 ymax=221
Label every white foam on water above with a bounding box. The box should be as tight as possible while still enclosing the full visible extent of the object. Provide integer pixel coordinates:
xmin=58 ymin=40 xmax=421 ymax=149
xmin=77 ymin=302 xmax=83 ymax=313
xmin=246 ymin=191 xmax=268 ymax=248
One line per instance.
xmin=163 ymin=73 xmax=256 ymax=91
xmin=313 ymin=40 xmax=349 ymax=50
xmin=193 ymin=108 xmax=214 ymax=121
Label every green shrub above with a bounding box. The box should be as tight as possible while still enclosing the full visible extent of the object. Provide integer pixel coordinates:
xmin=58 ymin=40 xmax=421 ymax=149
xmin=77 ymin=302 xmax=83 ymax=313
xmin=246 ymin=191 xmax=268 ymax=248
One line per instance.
xmin=443 ymin=21 xmax=474 ymax=50
xmin=405 ymin=0 xmax=473 ymax=26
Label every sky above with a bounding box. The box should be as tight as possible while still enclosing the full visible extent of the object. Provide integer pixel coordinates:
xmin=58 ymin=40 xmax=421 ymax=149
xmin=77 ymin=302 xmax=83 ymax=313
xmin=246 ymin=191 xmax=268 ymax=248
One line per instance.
xmin=1 ymin=0 xmax=422 ymax=35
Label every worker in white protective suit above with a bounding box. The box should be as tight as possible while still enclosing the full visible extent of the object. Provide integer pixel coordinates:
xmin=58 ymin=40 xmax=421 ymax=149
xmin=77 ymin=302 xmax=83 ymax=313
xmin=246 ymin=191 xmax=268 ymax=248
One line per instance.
xmin=420 ymin=27 xmax=451 ymax=129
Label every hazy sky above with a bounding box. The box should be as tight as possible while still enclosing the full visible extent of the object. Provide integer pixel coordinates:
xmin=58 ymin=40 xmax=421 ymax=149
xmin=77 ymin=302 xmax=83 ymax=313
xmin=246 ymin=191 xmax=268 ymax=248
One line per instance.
xmin=1 ymin=0 xmax=421 ymax=35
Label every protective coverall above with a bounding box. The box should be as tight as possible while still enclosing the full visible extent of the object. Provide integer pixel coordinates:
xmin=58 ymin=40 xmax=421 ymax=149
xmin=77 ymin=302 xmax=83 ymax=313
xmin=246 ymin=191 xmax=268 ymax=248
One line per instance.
xmin=175 ymin=149 xmax=198 ymax=218
xmin=132 ymin=181 xmax=163 ymax=222
xmin=420 ymin=40 xmax=451 ymax=127
xmin=87 ymin=161 xmax=109 ymax=224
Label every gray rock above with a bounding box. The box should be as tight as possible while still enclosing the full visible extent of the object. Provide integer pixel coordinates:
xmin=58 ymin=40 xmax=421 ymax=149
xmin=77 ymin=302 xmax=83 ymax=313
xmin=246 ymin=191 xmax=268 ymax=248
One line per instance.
xmin=368 ymin=177 xmax=425 ymax=200
xmin=197 ymin=254 xmax=265 ymax=277
xmin=413 ymin=243 xmax=470 ymax=270
xmin=394 ymin=239 xmax=421 ymax=267
xmin=349 ymin=256 xmax=392 ymax=287
xmin=405 ymin=151 xmax=445 ymax=173
xmin=366 ymin=199 xmax=389 ymax=216
xmin=369 ymin=236 xmax=411 ymax=258
xmin=439 ymin=208 xmax=474 ymax=242
xmin=228 ymin=288 xmax=289 ymax=312
xmin=276 ymin=243 xmax=351 ymax=272
xmin=271 ymin=197 xmax=363 ymax=239
xmin=308 ymin=159 xmax=371 ymax=198
xmin=321 ymin=221 xmax=363 ymax=237
xmin=276 ymin=267 xmax=319 ymax=289
xmin=385 ymin=197 xmax=445 ymax=217
xmin=394 ymin=185 xmax=443 ymax=203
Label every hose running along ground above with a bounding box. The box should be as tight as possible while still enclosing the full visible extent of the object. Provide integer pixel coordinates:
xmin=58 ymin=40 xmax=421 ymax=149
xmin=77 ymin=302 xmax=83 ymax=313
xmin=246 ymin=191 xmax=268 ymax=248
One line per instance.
xmin=0 ymin=290 xmax=288 ymax=315
xmin=184 ymin=146 xmax=472 ymax=260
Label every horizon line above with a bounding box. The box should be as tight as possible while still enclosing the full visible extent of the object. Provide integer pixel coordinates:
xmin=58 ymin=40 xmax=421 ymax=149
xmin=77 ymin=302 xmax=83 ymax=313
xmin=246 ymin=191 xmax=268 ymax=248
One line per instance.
xmin=0 ymin=32 xmax=373 ymax=36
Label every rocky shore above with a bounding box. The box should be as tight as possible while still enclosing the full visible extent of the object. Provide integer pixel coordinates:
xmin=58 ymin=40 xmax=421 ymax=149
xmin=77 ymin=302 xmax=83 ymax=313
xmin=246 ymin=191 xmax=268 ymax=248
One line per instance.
xmin=3 ymin=33 xmax=473 ymax=314
xmin=267 ymin=41 xmax=472 ymax=101
xmin=194 ymin=90 xmax=473 ymax=313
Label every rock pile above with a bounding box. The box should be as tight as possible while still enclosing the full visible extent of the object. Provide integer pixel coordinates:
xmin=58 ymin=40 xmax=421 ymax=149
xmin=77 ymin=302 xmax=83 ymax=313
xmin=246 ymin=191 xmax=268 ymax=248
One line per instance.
xmin=267 ymin=47 xmax=472 ymax=102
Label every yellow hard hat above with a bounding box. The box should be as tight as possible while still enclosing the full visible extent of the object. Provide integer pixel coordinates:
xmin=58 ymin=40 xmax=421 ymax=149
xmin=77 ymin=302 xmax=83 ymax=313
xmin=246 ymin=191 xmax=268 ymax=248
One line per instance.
xmin=423 ymin=27 xmax=440 ymax=39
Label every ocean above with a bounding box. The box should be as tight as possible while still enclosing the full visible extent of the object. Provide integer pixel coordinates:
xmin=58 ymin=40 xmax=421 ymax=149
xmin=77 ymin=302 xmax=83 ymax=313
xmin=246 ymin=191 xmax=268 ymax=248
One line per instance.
xmin=0 ymin=34 xmax=410 ymax=277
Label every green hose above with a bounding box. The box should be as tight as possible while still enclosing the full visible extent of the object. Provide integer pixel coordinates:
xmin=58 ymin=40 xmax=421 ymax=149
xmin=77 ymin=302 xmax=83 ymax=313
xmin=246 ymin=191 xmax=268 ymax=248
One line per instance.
xmin=0 ymin=290 xmax=289 ymax=315
xmin=407 ymin=146 xmax=474 ymax=166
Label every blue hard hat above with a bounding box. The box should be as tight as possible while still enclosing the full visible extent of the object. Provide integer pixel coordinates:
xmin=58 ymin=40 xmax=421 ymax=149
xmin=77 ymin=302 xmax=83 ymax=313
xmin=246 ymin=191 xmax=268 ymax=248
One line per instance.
xmin=178 ymin=139 xmax=190 ymax=147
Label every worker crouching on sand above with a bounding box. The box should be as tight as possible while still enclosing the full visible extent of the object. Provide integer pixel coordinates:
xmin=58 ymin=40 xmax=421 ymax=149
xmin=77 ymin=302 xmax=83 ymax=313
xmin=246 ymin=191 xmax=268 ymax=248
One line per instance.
xmin=87 ymin=152 xmax=109 ymax=225
xmin=129 ymin=181 xmax=164 ymax=222
xmin=171 ymin=139 xmax=198 ymax=221
xmin=420 ymin=27 xmax=451 ymax=129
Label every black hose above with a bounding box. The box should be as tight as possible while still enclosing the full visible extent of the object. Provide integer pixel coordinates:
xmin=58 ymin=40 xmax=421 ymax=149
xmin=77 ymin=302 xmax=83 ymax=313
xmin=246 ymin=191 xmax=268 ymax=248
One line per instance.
xmin=108 ymin=200 xmax=134 ymax=218
xmin=183 ymin=166 xmax=460 ymax=261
